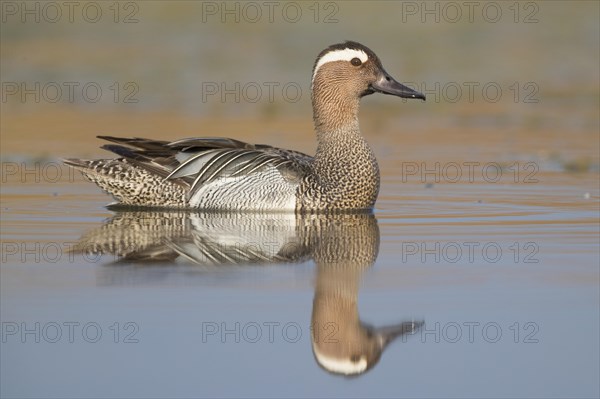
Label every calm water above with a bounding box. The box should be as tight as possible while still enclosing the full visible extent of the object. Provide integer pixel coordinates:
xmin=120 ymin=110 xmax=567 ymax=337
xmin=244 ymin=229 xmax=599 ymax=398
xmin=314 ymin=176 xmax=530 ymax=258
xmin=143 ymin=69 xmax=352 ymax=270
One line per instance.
xmin=1 ymin=164 xmax=598 ymax=398
xmin=2 ymin=1 xmax=599 ymax=397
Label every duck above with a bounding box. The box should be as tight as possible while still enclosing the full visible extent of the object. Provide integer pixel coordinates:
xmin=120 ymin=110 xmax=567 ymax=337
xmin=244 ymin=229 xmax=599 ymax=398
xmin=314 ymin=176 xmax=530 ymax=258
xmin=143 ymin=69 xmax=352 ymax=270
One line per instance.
xmin=64 ymin=41 xmax=425 ymax=212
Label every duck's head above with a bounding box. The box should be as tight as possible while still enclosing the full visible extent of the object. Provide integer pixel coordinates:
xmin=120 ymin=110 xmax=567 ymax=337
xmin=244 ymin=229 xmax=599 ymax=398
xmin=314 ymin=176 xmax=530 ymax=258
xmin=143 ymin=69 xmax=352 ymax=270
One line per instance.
xmin=312 ymin=320 xmax=425 ymax=377
xmin=311 ymin=41 xmax=426 ymax=101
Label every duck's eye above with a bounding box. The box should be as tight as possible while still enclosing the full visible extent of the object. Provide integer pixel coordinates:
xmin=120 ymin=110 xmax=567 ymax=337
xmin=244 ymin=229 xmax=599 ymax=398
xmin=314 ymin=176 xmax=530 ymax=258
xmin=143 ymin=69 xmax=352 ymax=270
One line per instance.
xmin=350 ymin=57 xmax=362 ymax=66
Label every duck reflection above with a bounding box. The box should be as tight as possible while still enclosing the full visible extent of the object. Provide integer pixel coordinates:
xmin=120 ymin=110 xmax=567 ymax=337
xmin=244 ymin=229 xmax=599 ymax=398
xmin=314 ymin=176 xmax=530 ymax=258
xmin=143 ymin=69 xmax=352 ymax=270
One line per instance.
xmin=307 ymin=213 xmax=423 ymax=376
xmin=74 ymin=211 xmax=423 ymax=376
xmin=74 ymin=211 xmax=309 ymax=264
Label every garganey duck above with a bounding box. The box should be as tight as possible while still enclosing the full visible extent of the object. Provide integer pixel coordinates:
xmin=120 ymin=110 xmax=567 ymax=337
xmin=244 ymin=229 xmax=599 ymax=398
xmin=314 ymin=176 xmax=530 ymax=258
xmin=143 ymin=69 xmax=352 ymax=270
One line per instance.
xmin=65 ymin=41 xmax=425 ymax=212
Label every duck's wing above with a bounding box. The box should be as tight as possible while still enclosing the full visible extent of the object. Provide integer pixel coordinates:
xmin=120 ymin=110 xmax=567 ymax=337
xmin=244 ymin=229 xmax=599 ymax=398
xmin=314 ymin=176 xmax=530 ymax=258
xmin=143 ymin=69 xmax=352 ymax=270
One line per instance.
xmin=97 ymin=136 xmax=313 ymax=197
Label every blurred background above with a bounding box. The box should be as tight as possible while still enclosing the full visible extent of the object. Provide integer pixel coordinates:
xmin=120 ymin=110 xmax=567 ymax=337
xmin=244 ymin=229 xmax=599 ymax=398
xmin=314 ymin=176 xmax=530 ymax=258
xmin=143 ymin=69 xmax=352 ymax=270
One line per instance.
xmin=1 ymin=0 xmax=598 ymax=173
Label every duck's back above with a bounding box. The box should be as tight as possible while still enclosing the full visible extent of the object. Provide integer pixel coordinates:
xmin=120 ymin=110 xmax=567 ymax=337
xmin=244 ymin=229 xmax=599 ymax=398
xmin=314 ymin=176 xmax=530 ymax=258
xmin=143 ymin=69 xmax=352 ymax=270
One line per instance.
xmin=64 ymin=136 xmax=312 ymax=211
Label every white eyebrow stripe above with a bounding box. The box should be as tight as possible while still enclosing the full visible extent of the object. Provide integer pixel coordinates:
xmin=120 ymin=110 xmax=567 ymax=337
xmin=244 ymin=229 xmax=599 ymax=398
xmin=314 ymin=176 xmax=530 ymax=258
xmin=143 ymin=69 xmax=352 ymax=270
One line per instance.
xmin=312 ymin=48 xmax=369 ymax=82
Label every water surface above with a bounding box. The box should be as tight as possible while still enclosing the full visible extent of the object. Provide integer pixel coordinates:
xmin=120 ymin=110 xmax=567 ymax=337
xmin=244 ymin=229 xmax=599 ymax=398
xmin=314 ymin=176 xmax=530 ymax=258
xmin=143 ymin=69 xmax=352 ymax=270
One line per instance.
xmin=1 ymin=157 xmax=598 ymax=398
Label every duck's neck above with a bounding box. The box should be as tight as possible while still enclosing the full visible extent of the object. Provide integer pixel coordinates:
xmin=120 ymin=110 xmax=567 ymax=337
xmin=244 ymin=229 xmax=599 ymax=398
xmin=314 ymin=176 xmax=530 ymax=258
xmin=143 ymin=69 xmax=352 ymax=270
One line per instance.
xmin=312 ymin=80 xmax=361 ymax=136
xmin=311 ymin=81 xmax=368 ymax=158
xmin=309 ymin=85 xmax=380 ymax=208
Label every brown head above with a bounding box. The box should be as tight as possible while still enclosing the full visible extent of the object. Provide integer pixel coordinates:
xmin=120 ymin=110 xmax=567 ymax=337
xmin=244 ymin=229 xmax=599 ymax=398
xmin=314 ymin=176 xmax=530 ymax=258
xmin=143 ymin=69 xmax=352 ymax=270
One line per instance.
xmin=311 ymin=41 xmax=425 ymax=133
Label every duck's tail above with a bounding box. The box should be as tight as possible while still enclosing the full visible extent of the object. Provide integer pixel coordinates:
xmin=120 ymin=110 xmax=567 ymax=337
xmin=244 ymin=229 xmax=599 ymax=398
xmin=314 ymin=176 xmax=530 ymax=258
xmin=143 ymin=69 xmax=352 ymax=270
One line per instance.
xmin=63 ymin=157 xmax=187 ymax=208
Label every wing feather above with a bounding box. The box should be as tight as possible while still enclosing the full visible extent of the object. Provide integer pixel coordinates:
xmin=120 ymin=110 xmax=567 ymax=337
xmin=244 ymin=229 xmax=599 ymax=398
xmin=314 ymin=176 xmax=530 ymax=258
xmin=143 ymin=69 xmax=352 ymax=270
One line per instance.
xmin=95 ymin=135 xmax=313 ymax=194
